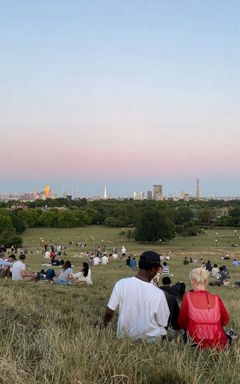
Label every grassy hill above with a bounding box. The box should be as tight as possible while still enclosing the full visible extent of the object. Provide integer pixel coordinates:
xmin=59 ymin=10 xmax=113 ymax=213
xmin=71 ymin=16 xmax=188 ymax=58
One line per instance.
xmin=1 ymin=226 xmax=240 ymax=384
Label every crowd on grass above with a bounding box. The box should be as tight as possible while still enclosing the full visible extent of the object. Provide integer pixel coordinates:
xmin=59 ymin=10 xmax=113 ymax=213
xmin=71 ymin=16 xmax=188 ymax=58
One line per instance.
xmin=1 ymin=242 xmax=240 ymax=350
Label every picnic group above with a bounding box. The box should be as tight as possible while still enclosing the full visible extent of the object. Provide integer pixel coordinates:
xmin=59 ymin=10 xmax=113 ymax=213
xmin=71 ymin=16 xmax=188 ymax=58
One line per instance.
xmin=0 ymin=243 xmax=238 ymax=350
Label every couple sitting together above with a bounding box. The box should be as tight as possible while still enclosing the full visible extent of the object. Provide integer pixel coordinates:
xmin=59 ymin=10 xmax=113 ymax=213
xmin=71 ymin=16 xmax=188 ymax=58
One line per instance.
xmin=54 ymin=260 xmax=92 ymax=286
xmin=103 ymin=251 xmax=231 ymax=350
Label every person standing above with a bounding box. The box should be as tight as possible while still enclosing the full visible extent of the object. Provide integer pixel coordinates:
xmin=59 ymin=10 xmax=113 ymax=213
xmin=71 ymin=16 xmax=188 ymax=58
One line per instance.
xmin=102 ymin=251 xmax=170 ymax=341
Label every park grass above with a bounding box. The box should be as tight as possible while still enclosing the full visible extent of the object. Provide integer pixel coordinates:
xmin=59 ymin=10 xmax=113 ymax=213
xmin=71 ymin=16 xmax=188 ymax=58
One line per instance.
xmin=1 ymin=226 xmax=240 ymax=383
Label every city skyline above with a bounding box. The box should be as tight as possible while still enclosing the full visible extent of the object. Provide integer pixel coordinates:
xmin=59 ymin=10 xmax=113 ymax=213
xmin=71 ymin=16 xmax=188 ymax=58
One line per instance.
xmin=1 ymin=179 xmax=240 ymax=200
xmin=1 ymin=1 xmax=239 ymax=197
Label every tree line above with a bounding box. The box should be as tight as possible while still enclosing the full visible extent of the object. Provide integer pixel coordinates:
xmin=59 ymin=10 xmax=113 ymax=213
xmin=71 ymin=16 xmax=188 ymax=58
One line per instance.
xmin=0 ymin=198 xmax=240 ymax=245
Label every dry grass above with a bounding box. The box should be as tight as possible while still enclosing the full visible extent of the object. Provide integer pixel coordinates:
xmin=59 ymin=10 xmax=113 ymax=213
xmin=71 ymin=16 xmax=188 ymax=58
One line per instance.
xmin=1 ymin=227 xmax=240 ymax=383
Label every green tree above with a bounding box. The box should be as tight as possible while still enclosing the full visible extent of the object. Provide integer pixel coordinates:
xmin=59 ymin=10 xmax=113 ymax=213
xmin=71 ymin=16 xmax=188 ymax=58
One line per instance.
xmin=135 ymin=210 xmax=175 ymax=242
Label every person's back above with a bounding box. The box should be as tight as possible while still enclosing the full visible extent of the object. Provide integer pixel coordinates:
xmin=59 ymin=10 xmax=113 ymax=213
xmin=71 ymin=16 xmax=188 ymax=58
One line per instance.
xmin=211 ymin=265 xmax=219 ymax=278
xmin=179 ymin=290 xmax=228 ymax=348
xmin=103 ymin=251 xmax=170 ymax=340
xmin=162 ymin=262 xmax=169 ymax=276
xmin=101 ymin=255 xmax=109 ymax=265
xmin=178 ymin=268 xmax=229 ymax=349
xmin=129 ymin=258 xmax=137 ymax=268
xmin=12 ymin=260 xmax=25 ymax=281
xmin=108 ymin=276 xmax=169 ymax=339
xmin=93 ymin=256 xmax=100 ymax=265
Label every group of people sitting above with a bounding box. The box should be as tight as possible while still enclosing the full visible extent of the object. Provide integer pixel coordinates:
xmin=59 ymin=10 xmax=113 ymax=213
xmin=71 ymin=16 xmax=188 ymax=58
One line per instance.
xmin=0 ymin=253 xmax=92 ymax=286
xmin=102 ymin=251 xmax=233 ymax=350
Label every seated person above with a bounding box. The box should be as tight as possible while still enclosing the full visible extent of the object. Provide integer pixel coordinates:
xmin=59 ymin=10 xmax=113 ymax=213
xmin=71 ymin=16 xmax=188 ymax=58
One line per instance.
xmin=217 ymin=266 xmax=230 ymax=284
xmin=73 ymin=262 xmax=92 ymax=285
xmin=55 ymin=260 xmax=73 ymax=286
xmin=126 ymin=256 xmax=131 ymax=266
xmin=183 ymin=257 xmax=189 ymax=265
xmin=178 ymin=267 xmax=230 ymax=349
xmin=232 ymin=259 xmax=239 ymax=267
xmin=211 ymin=264 xmax=219 ymax=279
xmin=160 ymin=277 xmax=186 ymax=301
xmin=162 ymin=262 xmax=169 ymax=276
xmin=12 ymin=254 xmax=36 ymax=281
xmin=161 ymin=290 xmax=180 ymax=331
xmin=129 ymin=257 xmax=137 ymax=269
xmin=45 ymin=268 xmax=56 ymax=281
xmin=92 ymin=255 xmax=101 ymax=266
xmin=0 ymin=254 xmax=16 ymax=278
xmin=205 ymin=260 xmax=212 ymax=272
xmin=101 ymin=254 xmax=109 ymax=265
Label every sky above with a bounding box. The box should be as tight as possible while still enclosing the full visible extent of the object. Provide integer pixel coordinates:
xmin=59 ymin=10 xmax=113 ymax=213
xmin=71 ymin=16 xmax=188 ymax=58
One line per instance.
xmin=0 ymin=1 xmax=239 ymax=198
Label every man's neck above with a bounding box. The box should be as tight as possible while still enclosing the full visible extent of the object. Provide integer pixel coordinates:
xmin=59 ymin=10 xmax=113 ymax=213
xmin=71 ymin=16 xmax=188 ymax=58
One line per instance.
xmin=135 ymin=271 xmax=151 ymax=282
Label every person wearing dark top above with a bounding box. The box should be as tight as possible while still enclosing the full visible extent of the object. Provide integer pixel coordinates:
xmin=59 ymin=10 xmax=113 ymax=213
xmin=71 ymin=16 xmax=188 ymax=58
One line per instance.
xmin=126 ymin=256 xmax=131 ymax=266
xmin=161 ymin=290 xmax=180 ymax=330
xmin=160 ymin=277 xmax=186 ymax=302
xmin=205 ymin=260 xmax=212 ymax=272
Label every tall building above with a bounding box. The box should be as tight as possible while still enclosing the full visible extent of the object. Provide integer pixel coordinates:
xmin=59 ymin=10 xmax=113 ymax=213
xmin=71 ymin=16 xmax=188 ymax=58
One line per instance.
xmin=43 ymin=185 xmax=51 ymax=198
xmin=146 ymin=191 xmax=153 ymax=200
xmin=133 ymin=192 xmax=144 ymax=200
xmin=153 ymin=185 xmax=163 ymax=200
xmin=196 ymin=179 xmax=200 ymax=200
xmin=104 ymin=185 xmax=107 ymax=199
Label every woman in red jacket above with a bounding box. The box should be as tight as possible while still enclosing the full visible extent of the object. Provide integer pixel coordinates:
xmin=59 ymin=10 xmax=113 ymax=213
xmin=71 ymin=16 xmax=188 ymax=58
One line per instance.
xmin=178 ymin=267 xmax=230 ymax=349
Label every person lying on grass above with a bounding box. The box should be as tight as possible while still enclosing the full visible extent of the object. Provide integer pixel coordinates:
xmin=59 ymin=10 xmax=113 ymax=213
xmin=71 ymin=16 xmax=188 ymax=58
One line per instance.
xmin=102 ymin=251 xmax=170 ymax=341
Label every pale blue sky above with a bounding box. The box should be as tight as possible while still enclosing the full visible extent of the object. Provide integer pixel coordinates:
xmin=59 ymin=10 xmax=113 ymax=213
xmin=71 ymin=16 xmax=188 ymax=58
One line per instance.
xmin=0 ymin=1 xmax=239 ymax=197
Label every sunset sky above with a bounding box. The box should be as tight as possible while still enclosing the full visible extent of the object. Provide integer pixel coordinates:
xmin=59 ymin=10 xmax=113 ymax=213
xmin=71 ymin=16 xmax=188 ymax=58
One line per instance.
xmin=1 ymin=1 xmax=239 ymax=197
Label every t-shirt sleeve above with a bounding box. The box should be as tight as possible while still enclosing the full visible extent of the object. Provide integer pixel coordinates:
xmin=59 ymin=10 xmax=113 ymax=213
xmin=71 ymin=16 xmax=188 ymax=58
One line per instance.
xmin=107 ymin=282 xmax=120 ymax=311
xmin=155 ymin=292 xmax=170 ymax=327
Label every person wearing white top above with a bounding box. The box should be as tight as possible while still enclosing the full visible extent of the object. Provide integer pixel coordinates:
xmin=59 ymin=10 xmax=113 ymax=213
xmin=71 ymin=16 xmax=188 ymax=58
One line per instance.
xmin=93 ymin=256 xmax=101 ymax=265
xmin=103 ymin=251 xmax=170 ymax=340
xmin=73 ymin=262 xmax=92 ymax=285
xmin=101 ymin=255 xmax=109 ymax=265
xmin=112 ymin=253 xmax=118 ymax=260
xmin=12 ymin=254 xmax=36 ymax=281
xmin=121 ymin=246 xmax=126 ymax=257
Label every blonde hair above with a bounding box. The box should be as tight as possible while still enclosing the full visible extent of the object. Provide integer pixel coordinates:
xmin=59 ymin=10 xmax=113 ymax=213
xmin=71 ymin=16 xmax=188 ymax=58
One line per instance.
xmin=189 ymin=268 xmax=209 ymax=285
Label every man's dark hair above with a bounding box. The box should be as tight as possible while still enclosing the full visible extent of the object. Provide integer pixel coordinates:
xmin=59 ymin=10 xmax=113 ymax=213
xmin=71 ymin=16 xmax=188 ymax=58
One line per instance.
xmin=138 ymin=251 xmax=160 ymax=270
xmin=9 ymin=254 xmax=16 ymax=260
xmin=162 ymin=276 xmax=171 ymax=285
xmin=19 ymin=254 xmax=26 ymax=260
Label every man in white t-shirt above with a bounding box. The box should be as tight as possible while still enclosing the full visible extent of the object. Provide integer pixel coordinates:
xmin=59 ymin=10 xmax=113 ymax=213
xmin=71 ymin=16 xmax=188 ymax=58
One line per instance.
xmin=102 ymin=251 xmax=170 ymax=340
xmin=12 ymin=254 xmax=36 ymax=281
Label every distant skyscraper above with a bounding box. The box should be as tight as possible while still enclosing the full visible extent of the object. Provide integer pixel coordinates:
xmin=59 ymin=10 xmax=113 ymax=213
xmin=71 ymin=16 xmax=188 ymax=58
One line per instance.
xmin=133 ymin=192 xmax=144 ymax=200
xmin=147 ymin=191 xmax=153 ymax=200
xmin=43 ymin=185 xmax=51 ymax=198
xmin=153 ymin=185 xmax=163 ymax=200
xmin=104 ymin=185 xmax=107 ymax=199
xmin=196 ymin=179 xmax=200 ymax=200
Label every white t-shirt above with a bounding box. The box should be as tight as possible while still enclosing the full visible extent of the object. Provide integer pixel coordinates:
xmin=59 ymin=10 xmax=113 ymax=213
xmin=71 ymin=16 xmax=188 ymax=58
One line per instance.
xmin=101 ymin=256 xmax=109 ymax=265
xmin=93 ymin=257 xmax=101 ymax=265
xmin=12 ymin=260 xmax=26 ymax=281
xmin=112 ymin=253 xmax=118 ymax=260
xmin=107 ymin=277 xmax=170 ymax=339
